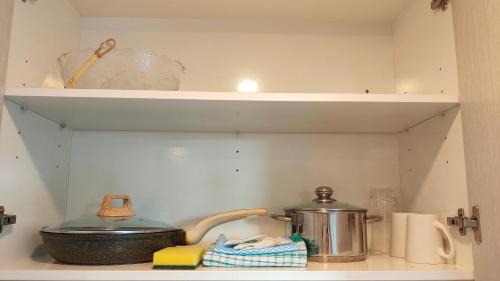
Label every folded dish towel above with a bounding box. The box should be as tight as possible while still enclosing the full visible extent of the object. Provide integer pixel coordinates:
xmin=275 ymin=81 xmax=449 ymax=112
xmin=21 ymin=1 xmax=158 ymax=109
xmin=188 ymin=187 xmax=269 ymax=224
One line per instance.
xmin=203 ymin=233 xmax=307 ymax=268
xmin=215 ymin=235 xmax=298 ymax=255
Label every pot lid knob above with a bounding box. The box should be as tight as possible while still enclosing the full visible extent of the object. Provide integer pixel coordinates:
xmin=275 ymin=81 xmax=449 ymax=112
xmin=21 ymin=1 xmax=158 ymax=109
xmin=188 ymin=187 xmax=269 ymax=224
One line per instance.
xmin=313 ymin=186 xmax=336 ymax=203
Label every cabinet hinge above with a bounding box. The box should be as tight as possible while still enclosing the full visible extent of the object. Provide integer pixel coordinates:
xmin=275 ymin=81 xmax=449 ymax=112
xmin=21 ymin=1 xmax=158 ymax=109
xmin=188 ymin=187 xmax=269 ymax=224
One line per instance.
xmin=0 ymin=206 xmax=17 ymax=234
xmin=447 ymin=206 xmax=482 ymax=243
xmin=431 ymin=0 xmax=449 ymax=11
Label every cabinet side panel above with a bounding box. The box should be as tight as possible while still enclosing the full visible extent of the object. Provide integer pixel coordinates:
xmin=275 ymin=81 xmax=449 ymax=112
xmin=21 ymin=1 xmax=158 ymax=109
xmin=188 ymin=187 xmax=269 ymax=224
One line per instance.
xmin=453 ymin=0 xmax=500 ymax=279
xmin=398 ymin=108 xmax=472 ymax=269
xmin=393 ymin=1 xmax=459 ymax=95
xmin=6 ymin=0 xmax=81 ymax=88
xmin=0 ymin=0 xmax=14 ymax=123
xmin=0 ymin=101 xmax=72 ymax=263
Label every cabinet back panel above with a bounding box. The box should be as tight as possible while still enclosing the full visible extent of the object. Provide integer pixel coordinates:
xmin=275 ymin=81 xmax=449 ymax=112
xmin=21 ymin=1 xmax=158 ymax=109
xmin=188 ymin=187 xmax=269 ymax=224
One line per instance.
xmin=66 ymin=131 xmax=400 ymax=245
xmin=80 ymin=18 xmax=395 ymax=93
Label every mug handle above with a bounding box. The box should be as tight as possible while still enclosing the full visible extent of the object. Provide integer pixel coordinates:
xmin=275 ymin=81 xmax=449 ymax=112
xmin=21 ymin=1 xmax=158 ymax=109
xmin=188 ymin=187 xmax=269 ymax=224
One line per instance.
xmin=433 ymin=221 xmax=456 ymax=259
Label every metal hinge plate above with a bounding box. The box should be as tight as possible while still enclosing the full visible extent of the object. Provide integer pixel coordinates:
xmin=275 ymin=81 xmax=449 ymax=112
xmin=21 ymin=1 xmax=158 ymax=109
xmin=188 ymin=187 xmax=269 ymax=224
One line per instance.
xmin=447 ymin=206 xmax=482 ymax=243
xmin=431 ymin=0 xmax=449 ymax=11
xmin=0 ymin=206 xmax=17 ymax=234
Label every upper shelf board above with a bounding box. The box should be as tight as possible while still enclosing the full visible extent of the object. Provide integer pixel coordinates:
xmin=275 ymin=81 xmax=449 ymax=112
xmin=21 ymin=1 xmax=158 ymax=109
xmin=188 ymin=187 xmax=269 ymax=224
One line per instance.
xmin=68 ymin=0 xmax=409 ymax=23
xmin=5 ymin=88 xmax=459 ymax=133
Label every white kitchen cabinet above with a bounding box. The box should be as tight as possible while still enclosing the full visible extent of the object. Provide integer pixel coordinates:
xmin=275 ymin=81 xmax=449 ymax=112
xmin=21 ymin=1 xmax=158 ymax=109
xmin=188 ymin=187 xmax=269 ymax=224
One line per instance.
xmin=0 ymin=0 xmax=497 ymax=280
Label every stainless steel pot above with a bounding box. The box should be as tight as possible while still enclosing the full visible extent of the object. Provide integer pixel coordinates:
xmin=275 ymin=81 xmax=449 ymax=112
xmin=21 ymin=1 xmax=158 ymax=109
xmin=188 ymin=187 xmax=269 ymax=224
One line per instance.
xmin=271 ymin=186 xmax=382 ymax=263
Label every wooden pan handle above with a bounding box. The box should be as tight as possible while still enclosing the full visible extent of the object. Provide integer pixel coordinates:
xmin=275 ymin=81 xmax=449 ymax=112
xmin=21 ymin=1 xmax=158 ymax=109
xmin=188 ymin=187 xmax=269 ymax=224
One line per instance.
xmin=185 ymin=208 xmax=268 ymax=244
xmin=97 ymin=194 xmax=135 ymax=217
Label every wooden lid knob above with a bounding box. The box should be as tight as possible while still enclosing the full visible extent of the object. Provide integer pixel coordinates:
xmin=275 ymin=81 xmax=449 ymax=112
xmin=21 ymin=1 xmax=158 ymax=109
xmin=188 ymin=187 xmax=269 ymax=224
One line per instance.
xmin=97 ymin=194 xmax=135 ymax=217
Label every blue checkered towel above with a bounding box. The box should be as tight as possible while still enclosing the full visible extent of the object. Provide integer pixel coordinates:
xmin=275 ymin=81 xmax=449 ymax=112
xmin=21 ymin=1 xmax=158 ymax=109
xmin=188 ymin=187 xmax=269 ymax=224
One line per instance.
xmin=203 ymin=233 xmax=307 ymax=268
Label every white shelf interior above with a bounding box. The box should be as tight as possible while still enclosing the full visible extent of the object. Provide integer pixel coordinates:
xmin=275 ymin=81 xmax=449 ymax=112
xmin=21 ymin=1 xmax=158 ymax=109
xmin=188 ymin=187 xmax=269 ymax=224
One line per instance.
xmin=0 ymin=1 xmax=473 ymax=280
xmin=5 ymin=88 xmax=459 ymax=133
xmin=0 ymin=254 xmax=473 ymax=281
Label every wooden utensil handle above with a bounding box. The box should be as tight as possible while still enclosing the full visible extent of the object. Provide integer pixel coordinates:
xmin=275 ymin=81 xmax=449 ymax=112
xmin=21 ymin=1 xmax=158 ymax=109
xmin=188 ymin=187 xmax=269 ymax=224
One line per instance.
xmin=97 ymin=194 xmax=135 ymax=217
xmin=65 ymin=55 xmax=99 ymax=89
xmin=64 ymin=38 xmax=116 ymax=89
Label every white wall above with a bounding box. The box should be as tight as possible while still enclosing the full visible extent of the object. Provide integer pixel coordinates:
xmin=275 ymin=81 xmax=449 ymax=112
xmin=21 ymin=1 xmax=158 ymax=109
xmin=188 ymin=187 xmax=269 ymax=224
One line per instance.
xmin=66 ymin=131 xmax=400 ymax=245
xmin=80 ymin=18 xmax=396 ymax=93
xmin=392 ymin=0 xmax=459 ymax=95
xmin=6 ymin=0 xmax=81 ymax=88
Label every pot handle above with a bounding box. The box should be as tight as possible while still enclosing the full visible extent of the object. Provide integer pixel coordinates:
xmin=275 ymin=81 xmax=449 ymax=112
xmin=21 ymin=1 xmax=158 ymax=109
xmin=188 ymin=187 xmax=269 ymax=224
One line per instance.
xmin=365 ymin=215 xmax=383 ymax=224
xmin=97 ymin=194 xmax=135 ymax=217
xmin=270 ymin=214 xmax=292 ymax=222
xmin=185 ymin=208 xmax=268 ymax=245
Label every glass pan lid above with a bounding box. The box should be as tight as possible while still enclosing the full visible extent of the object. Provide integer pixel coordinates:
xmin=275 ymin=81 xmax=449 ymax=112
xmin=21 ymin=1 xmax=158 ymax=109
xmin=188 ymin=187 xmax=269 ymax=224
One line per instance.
xmin=41 ymin=216 xmax=180 ymax=235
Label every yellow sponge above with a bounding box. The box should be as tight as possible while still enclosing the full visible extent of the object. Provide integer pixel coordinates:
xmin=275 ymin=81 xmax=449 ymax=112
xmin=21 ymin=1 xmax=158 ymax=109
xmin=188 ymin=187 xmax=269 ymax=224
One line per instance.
xmin=153 ymin=246 xmax=205 ymax=270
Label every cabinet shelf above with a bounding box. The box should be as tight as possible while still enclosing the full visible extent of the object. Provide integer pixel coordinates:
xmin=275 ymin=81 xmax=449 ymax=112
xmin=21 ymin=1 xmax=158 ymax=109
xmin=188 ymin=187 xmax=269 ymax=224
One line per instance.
xmin=6 ymin=88 xmax=459 ymax=133
xmin=0 ymin=254 xmax=472 ymax=281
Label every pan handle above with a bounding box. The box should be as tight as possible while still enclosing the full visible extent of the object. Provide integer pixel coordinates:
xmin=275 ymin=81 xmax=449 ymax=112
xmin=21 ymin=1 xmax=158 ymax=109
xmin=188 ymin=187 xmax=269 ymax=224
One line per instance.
xmin=270 ymin=214 xmax=292 ymax=222
xmin=185 ymin=208 xmax=268 ymax=245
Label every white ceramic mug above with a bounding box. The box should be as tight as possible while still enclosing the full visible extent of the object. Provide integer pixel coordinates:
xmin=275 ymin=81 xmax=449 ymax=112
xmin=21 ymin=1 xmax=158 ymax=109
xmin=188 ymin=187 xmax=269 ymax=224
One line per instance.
xmin=405 ymin=214 xmax=456 ymax=264
xmin=390 ymin=213 xmax=413 ymax=258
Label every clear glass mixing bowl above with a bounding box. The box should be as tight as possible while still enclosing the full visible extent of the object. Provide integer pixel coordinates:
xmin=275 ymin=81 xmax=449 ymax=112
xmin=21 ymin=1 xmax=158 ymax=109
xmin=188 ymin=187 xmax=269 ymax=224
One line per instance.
xmin=58 ymin=49 xmax=185 ymax=90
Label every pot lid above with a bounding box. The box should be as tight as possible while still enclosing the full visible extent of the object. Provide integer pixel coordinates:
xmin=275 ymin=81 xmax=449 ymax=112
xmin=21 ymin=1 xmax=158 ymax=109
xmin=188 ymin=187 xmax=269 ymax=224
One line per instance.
xmin=285 ymin=186 xmax=366 ymax=212
xmin=41 ymin=194 xmax=180 ymax=234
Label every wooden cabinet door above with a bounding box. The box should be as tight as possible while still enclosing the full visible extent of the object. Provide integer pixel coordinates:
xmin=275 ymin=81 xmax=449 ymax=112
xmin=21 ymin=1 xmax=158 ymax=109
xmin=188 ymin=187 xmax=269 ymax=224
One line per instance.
xmin=453 ymin=1 xmax=500 ymax=280
xmin=0 ymin=0 xmax=14 ymax=122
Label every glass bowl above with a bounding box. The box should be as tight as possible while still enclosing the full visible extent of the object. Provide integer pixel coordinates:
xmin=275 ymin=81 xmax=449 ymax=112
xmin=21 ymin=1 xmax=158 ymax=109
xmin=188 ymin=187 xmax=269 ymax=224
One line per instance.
xmin=58 ymin=49 xmax=185 ymax=90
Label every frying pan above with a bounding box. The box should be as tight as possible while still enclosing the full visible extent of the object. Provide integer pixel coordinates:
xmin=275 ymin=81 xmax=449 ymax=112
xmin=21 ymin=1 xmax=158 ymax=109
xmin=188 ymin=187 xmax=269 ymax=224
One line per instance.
xmin=40 ymin=194 xmax=268 ymax=265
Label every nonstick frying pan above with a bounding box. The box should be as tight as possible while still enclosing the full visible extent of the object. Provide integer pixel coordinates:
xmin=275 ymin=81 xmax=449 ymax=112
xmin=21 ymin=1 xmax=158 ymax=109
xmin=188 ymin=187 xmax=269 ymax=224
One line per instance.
xmin=40 ymin=194 xmax=268 ymax=265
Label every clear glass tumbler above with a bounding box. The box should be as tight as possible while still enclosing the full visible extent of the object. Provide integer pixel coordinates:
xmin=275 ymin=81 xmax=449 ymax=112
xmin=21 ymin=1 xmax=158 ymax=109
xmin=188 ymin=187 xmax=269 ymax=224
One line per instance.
xmin=368 ymin=188 xmax=399 ymax=254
